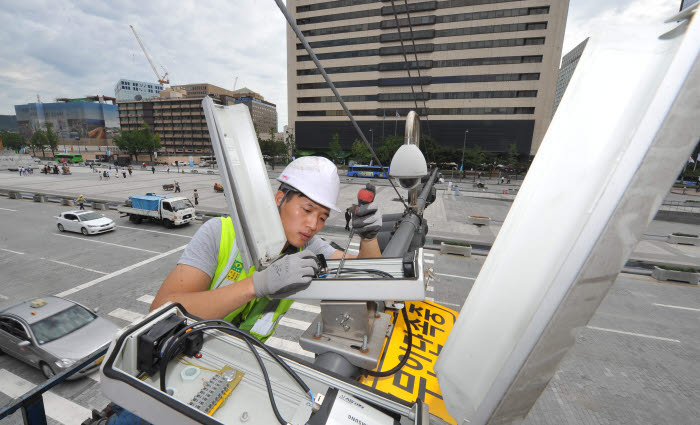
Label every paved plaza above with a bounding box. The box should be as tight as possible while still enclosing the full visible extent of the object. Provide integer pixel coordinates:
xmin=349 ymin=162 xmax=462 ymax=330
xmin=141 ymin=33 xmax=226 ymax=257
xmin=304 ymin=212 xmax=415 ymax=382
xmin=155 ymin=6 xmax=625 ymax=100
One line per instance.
xmin=0 ymin=165 xmax=699 ymax=424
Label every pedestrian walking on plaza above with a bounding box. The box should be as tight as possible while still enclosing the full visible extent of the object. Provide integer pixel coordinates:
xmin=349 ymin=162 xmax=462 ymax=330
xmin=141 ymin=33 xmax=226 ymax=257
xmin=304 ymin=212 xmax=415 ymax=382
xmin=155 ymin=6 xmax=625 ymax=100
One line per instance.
xmin=175 ymin=182 xmax=181 ymax=193
xmin=344 ymin=206 xmax=352 ymax=231
xmin=122 ymin=170 xmax=127 ymax=178
xmin=194 ymin=189 xmax=199 ymax=205
xmin=128 ymin=166 xmax=132 ymax=176
xmin=167 ymin=167 xmax=170 ymax=174
xmin=77 ymin=195 xmax=86 ymax=210
xmin=151 ymin=166 xmax=156 ymax=174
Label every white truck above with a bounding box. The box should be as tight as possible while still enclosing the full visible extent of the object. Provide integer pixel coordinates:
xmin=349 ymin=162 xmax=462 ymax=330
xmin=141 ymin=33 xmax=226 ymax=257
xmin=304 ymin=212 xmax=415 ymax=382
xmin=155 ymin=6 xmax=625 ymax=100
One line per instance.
xmin=117 ymin=194 xmax=196 ymax=228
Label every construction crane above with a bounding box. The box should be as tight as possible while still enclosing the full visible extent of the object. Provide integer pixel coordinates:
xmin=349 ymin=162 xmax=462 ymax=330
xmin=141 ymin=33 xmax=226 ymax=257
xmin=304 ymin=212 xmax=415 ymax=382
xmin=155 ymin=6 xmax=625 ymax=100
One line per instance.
xmin=129 ymin=24 xmax=170 ymax=86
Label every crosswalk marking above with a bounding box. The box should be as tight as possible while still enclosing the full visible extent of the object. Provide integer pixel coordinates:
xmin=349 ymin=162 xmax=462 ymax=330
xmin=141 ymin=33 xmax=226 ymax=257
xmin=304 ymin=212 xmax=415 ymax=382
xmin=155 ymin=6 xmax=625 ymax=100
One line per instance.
xmin=266 ymin=337 xmax=315 ymax=359
xmin=425 ymin=296 xmax=435 ymax=302
xmin=109 ymin=308 xmax=144 ymax=323
xmin=137 ymin=294 xmax=155 ymax=304
xmin=424 ymin=258 xmax=435 ymax=264
xmin=426 ymin=285 xmax=434 ymax=292
xmin=279 ymin=317 xmax=312 ymax=331
xmin=423 ymin=252 xmax=435 ymax=258
xmin=290 ymin=302 xmax=321 ymax=314
xmin=0 ymin=369 xmax=92 ymax=425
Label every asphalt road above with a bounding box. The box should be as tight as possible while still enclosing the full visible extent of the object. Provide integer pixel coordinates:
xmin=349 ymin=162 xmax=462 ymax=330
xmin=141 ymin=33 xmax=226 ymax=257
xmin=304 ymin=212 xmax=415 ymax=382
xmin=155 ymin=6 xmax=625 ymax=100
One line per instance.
xmin=1 ymin=196 xmax=699 ymax=424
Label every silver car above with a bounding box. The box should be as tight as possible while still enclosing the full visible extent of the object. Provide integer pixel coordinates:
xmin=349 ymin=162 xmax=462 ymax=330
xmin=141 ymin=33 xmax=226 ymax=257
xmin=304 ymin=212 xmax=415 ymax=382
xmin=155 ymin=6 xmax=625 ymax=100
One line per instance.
xmin=0 ymin=297 xmax=119 ymax=379
xmin=56 ymin=210 xmax=115 ymax=235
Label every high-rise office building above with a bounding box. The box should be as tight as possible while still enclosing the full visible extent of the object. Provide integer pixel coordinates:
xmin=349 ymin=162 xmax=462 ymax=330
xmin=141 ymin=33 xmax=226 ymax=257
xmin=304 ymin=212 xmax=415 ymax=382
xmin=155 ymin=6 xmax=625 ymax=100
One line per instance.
xmin=287 ymin=0 xmax=569 ymax=155
xmin=115 ymin=79 xmax=164 ymax=102
xmin=552 ymin=37 xmax=588 ymax=118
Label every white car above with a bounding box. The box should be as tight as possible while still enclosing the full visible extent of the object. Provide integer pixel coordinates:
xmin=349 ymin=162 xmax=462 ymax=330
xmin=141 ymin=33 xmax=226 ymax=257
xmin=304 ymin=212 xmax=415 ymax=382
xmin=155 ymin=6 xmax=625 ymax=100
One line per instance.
xmin=56 ymin=210 xmax=115 ymax=236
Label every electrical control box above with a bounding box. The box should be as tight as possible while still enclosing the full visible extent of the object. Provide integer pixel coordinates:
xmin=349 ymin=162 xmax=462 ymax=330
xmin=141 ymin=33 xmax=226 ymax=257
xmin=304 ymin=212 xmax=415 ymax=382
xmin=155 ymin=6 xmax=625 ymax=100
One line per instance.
xmin=100 ymin=303 xmax=429 ymax=425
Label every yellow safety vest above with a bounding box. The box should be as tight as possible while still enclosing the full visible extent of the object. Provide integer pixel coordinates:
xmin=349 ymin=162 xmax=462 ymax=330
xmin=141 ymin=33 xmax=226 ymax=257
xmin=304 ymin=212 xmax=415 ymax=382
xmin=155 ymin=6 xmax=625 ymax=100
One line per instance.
xmin=209 ymin=217 xmax=294 ymax=342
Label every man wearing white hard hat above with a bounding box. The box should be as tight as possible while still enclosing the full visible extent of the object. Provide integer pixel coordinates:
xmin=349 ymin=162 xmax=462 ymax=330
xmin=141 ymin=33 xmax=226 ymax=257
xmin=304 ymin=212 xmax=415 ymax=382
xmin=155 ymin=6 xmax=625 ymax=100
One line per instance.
xmin=151 ymin=156 xmax=382 ymax=342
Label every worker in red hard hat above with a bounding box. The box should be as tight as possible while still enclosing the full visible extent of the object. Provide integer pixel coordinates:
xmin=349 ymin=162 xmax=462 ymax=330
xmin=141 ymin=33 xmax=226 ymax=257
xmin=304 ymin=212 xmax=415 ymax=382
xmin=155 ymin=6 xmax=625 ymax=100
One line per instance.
xmin=151 ymin=156 xmax=382 ymax=341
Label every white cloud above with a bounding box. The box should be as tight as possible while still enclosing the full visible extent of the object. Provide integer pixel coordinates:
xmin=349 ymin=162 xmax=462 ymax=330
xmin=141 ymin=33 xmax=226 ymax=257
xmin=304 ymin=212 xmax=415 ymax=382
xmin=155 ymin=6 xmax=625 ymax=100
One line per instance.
xmin=563 ymin=0 xmax=679 ymax=54
xmin=0 ymin=0 xmax=686 ymax=130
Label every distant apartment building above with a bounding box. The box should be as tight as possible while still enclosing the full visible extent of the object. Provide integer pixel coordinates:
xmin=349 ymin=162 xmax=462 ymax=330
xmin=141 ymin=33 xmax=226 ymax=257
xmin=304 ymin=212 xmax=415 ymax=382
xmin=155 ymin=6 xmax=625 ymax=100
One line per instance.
xmin=118 ymin=96 xmax=217 ymax=155
xmin=223 ymin=88 xmax=278 ymax=135
xmin=171 ymin=84 xmax=279 ymax=135
xmin=287 ymin=0 xmax=569 ymax=155
xmin=14 ymin=96 xmax=119 ymax=142
xmin=552 ymin=37 xmax=588 ymax=117
xmin=114 ymin=79 xmax=164 ymax=101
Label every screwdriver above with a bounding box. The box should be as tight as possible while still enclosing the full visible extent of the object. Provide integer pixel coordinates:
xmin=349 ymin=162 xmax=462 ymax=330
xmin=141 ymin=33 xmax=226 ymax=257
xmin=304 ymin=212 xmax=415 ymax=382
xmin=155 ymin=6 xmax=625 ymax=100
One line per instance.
xmin=336 ymin=183 xmax=376 ymax=277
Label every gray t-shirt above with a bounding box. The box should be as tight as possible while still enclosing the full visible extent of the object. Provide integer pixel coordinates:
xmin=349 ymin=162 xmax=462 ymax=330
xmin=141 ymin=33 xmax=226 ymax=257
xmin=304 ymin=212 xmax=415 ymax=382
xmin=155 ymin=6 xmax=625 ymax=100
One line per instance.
xmin=178 ymin=218 xmax=338 ymax=278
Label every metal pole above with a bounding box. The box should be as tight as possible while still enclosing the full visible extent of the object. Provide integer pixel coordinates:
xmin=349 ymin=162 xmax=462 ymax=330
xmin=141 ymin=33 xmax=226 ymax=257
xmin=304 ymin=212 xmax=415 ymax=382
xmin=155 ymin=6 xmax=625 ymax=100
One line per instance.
xmin=383 ymin=168 xmax=439 ymax=257
xmin=460 ymin=130 xmax=468 ymax=172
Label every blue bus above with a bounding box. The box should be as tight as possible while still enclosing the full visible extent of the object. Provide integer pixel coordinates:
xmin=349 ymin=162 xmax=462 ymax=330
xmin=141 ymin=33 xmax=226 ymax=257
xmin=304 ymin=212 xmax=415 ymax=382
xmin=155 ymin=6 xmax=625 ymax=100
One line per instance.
xmin=347 ymin=165 xmax=389 ymax=178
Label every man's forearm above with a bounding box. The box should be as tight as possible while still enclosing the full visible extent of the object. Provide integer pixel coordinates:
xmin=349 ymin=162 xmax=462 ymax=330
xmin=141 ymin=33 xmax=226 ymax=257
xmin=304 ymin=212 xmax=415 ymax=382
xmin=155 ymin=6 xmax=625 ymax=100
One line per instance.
xmin=358 ymin=237 xmax=381 ymax=258
xmin=151 ymin=277 xmax=257 ymax=319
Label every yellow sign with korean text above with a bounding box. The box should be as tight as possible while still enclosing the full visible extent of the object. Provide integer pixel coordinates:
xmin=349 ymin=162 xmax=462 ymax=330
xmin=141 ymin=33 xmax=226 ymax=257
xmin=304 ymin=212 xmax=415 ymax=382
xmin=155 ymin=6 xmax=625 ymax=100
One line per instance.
xmin=359 ymin=301 xmax=458 ymax=425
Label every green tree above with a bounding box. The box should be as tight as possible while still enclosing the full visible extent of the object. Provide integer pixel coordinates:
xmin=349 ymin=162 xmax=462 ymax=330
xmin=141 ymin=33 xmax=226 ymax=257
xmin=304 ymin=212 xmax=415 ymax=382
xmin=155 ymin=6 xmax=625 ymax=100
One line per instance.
xmin=113 ymin=123 xmax=161 ymax=162
xmin=30 ymin=129 xmax=48 ymax=157
xmin=329 ymin=133 xmax=342 ymax=164
xmin=419 ymin=135 xmax=437 ymax=163
xmin=351 ymin=139 xmax=371 ymax=164
xmin=44 ymin=123 xmax=59 ymax=156
xmin=0 ymin=131 xmax=25 ymax=153
xmin=376 ymin=135 xmax=403 ymax=164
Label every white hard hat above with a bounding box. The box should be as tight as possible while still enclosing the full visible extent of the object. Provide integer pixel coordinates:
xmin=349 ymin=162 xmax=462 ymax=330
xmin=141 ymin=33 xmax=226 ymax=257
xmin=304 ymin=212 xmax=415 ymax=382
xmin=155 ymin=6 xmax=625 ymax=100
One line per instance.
xmin=277 ymin=157 xmax=340 ymax=212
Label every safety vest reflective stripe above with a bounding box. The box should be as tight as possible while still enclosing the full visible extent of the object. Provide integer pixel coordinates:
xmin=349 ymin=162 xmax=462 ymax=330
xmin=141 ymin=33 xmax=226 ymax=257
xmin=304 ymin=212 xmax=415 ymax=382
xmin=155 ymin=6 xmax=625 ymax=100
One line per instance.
xmin=208 ymin=217 xmax=295 ymax=342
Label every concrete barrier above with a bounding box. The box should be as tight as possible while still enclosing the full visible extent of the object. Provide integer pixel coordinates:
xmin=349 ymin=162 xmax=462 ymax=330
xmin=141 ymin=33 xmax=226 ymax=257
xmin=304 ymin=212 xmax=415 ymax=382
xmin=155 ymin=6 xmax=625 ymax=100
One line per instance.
xmin=207 ymin=170 xmax=215 ymax=175
xmin=440 ymin=242 xmax=472 ymax=257
xmin=651 ymin=266 xmax=699 ymax=285
xmin=33 ymin=194 xmax=47 ymax=202
xmin=468 ymin=215 xmax=490 ymax=226
xmin=93 ymin=202 xmax=107 ymax=210
xmin=191 ymin=170 xmax=198 ymax=174
xmin=667 ymin=233 xmax=700 ymax=246
xmin=9 ymin=191 xmax=20 ymax=199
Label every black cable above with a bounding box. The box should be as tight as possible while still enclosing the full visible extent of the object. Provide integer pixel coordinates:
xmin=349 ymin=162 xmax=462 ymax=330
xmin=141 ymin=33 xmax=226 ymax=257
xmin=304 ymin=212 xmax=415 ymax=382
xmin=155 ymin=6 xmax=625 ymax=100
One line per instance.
xmin=364 ymin=307 xmax=413 ymax=377
xmin=389 ymin=0 xmax=420 ymax=114
xmin=326 ymin=268 xmax=396 ymax=279
xmin=159 ymin=319 xmax=311 ymax=397
xmin=401 ymin=0 xmax=432 ymax=137
xmin=170 ymin=325 xmax=289 ymax=425
xmin=272 ymin=0 xmax=413 ymax=213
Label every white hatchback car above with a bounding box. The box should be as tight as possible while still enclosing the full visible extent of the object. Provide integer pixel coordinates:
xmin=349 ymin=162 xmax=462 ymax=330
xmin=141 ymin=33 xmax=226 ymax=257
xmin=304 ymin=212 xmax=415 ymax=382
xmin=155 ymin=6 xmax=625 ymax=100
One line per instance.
xmin=56 ymin=210 xmax=115 ymax=235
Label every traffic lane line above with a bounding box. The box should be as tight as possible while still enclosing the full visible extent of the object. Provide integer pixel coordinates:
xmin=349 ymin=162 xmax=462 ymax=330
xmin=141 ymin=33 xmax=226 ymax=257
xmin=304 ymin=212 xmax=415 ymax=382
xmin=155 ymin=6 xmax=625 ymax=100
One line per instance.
xmin=586 ymin=326 xmax=681 ymax=343
xmin=290 ymin=302 xmax=321 ymax=314
xmin=116 ymin=225 xmax=194 ymax=238
xmin=53 ymin=233 xmax=162 ymax=254
xmin=137 ymin=294 xmax=155 ymax=304
xmin=0 ymin=248 xmax=24 ymax=255
xmin=109 ymin=308 xmax=144 ymax=323
xmin=42 ymin=258 xmax=108 ymax=275
xmin=0 ymin=368 xmax=92 ymax=425
xmin=653 ymin=303 xmax=700 ymax=312
xmin=435 ymin=272 xmax=476 ymax=280
xmin=55 ymin=244 xmax=187 ymax=298
xmin=0 ymin=207 xmax=18 ymax=212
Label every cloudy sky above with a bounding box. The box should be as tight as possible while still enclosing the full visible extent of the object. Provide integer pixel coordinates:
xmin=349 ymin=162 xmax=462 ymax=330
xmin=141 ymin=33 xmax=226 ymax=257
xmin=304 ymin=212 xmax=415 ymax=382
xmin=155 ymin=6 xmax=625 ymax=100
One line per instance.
xmin=0 ymin=0 xmax=681 ymax=130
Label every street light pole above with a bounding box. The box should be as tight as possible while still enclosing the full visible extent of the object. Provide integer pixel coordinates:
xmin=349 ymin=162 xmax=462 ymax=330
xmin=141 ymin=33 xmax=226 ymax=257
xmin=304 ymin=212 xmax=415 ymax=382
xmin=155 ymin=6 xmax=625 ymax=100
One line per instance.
xmin=460 ymin=129 xmax=468 ymax=181
xmin=369 ymin=128 xmax=373 ymax=165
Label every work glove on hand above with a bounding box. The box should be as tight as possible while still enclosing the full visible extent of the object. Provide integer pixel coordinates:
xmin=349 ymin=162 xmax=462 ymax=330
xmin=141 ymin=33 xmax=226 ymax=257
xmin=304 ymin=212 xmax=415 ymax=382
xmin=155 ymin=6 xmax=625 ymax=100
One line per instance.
xmin=352 ymin=201 xmax=382 ymax=240
xmin=252 ymin=251 xmax=319 ymax=298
